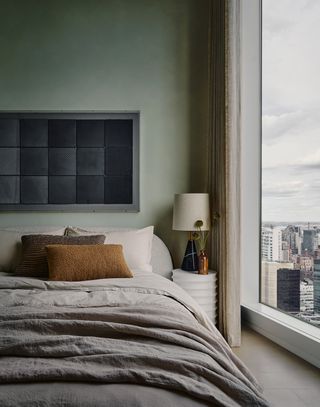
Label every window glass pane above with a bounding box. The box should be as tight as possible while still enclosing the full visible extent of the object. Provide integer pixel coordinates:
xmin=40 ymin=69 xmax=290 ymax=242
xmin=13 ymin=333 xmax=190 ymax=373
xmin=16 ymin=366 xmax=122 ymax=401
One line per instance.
xmin=261 ymin=0 xmax=320 ymax=328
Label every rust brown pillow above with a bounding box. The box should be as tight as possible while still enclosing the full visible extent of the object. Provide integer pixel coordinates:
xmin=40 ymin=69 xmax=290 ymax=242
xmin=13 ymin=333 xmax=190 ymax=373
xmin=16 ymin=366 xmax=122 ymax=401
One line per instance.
xmin=15 ymin=234 xmax=106 ymax=277
xmin=46 ymin=244 xmax=133 ymax=281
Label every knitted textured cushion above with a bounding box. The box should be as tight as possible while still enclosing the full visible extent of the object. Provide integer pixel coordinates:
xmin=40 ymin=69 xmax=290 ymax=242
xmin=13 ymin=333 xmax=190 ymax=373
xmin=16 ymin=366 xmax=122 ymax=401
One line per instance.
xmin=0 ymin=227 xmax=65 ymax=273
xmin=15 ymin=234 xmax=106 ymax=277
xmin=46 ymin=244 xmax=133 ymax=281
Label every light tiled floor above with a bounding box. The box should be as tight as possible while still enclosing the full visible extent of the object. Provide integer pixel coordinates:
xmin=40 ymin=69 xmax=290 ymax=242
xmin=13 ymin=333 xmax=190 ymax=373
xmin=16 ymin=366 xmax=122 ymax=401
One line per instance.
xmin=233 ymin=327 xmax=320 ymax=407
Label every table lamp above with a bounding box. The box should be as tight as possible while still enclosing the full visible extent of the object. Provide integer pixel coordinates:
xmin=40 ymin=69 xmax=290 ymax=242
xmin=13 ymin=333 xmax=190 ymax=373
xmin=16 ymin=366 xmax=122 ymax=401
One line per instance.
xmin=172 ymin=193 xmax=210 ymax=272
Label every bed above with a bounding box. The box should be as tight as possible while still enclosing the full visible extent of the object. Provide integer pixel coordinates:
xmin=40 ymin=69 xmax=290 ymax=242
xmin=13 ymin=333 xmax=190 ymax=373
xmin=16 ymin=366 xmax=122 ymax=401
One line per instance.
xmin=0 ymin=226 xmax=269 ymax=406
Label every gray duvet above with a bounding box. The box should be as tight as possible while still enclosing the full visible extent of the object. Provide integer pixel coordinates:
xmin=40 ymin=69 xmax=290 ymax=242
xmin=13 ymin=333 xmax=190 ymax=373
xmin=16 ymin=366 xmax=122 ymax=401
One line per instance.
xmin=0 ymin=271 xmax=269 ymax=406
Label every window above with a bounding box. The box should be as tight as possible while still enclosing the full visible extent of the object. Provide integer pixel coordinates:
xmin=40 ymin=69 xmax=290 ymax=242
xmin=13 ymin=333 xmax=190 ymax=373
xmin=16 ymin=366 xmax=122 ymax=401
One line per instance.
xmin=240 ymin=0 xmax=320 ymax=367
xmin=261 ymin=0 xmax=320 ymax=328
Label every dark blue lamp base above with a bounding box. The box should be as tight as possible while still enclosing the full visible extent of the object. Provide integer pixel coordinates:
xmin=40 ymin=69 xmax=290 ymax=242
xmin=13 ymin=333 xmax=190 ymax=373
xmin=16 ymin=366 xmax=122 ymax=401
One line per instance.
xmin=181 ymin=239 xmax=198 ymax=272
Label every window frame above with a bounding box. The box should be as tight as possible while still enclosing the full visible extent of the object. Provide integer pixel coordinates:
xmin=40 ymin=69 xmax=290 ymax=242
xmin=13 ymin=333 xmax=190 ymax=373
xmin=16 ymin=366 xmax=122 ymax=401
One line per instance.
xmin=240 ymin=0 xmax=320 ymax=368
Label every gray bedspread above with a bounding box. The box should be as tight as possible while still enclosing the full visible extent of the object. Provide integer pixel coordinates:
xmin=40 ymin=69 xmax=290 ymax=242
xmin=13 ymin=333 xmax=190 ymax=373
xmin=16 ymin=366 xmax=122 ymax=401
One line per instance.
xmin=0 ymin=271 xmax=269 ymax=406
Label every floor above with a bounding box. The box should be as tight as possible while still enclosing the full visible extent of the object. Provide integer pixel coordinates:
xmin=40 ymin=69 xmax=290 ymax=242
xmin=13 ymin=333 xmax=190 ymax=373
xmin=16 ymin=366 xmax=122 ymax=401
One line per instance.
xmin=233 ymin=327 xmax=320 ymax=407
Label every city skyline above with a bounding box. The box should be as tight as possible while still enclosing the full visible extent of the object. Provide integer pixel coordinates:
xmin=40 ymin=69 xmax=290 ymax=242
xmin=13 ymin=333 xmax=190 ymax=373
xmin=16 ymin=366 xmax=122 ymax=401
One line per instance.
xmin=261 ymin=221 xmax=320 ymax=328
xmin=262 ymin=0 xmax=320 ymax=223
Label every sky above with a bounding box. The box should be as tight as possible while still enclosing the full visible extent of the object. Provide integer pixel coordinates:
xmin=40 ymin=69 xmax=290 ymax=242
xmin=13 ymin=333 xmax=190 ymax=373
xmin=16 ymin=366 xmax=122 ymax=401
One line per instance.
xmin=262 ymin=0 xmax=320 ymax=223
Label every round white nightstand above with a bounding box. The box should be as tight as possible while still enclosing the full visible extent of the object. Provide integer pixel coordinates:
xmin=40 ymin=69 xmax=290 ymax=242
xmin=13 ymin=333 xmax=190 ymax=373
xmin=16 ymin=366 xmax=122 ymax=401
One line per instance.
xmin=172 ymin=269 xmax=217 ymax=325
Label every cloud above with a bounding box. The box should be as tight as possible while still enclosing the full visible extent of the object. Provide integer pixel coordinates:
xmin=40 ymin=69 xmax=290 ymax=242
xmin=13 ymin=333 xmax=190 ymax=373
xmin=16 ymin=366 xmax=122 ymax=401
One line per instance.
xmin=296 ymin=149 xmax=320 ymax=169
xmin=262 ymin=0 xmax=306 ymax=38
xmin=263 ymin=149 xmax=320 ymax=172
xmin=261 ymin=0 xmax=320 ymax=222
xmin=263 ymin=2 xmax=320 ymax=112
xmin=262 ymin=111 xmax=305 ymax=143
xmin=262 ymin=181 xmax=303 ymax=198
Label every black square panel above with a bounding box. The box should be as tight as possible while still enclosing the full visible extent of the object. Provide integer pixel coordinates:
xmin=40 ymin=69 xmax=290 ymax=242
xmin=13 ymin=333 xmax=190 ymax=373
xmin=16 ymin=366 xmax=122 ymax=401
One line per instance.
xmin=0 ymin=119 xmax=19 ymax=147
xmin=21 ymin=176 xmax=48 ymax=204
xmin=20 ymin=119 xmax=48 ymax=147
xmin=0 ymin=176 xmax=20 ymax=204
xmin=105 ymin=120 xmax=133 ymax=147
xmin=0 ymin=148 xmax=20 ymax=175
xmin=105 ymin=176 xmax=132 ymax=204
xmin=49 ymin=148 xmax=76 ymax=175
xmin=49 ymin=120 xmax=76 ymax=147
xmin=77 ymin=176 xmax=104 ymax=204
xmin=77 ymin=148 xmax=104 ymax=175
xmin=77 ymin=120 xmax=104 ymax=147
xmin=105 ymin=147 xmax=132 ymax=176
xmin=49 ymin=176 xmax=76 ymax=204
xmin=21 ymin=148 xmax=48 ymax=175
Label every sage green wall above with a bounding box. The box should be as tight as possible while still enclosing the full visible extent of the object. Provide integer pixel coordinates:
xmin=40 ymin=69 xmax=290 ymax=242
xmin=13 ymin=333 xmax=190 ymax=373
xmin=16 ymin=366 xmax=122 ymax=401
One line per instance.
xmin=0 ymin=0 xmax=209 ymax=264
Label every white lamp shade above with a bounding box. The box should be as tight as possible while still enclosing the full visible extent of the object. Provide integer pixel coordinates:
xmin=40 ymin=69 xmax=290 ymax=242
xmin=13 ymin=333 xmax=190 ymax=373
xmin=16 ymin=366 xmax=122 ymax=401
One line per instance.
xmin=172 ymin=193 xmax=210 ymax=231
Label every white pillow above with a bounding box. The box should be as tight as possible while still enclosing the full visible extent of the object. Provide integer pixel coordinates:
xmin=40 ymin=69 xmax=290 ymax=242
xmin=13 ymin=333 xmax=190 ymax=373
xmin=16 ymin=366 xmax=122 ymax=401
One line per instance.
xmin=0 ymin=227 xmax=66 ymax=272
xmin=105 ymin=227 xmax=154 ymax=272
xmin=65 ymin=226 xmax=154 ymax=272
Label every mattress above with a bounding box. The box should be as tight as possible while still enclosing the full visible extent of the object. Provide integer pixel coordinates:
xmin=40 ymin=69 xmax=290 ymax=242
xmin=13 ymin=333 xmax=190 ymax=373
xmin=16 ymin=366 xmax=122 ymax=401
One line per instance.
xmin=0 ymin=270 xmax=269 ymax=406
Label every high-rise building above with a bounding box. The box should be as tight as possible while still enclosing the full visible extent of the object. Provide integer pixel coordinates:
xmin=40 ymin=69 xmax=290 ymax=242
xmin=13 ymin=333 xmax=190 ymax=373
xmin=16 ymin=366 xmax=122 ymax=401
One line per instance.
xmin=261 ymin=227 xmax=282 ymax=261
xmin=300 ymin=279 xmax=313 ymax=313
xmin=302 ymin=229 xmax=315 ymax=255
xmin=261 ymin=262 xmax=294 ymax=308
xmin=314 ymin=259 xmax=320 ymax=313
xmin=281 ymin=241 xmax=290 ymax=262
xmin=277 ymin=268 xmax=300 ymax=313
xmin=282 ymin=225 xmax=298 ymax=255
xmin=295 ymin=233 xmax=302 ymax=255
xmin=314 ymin=246 xmax=320 ymax=260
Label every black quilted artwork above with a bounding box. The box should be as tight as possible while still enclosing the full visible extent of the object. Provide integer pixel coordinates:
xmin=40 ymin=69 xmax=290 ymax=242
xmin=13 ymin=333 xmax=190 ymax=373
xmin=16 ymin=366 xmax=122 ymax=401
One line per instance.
xmin=0 ymin=113 xmax=139 ymax=211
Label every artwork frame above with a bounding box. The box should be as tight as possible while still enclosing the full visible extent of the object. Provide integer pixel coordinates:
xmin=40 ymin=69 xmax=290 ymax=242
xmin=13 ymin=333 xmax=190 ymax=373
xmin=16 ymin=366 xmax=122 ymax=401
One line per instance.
xmin=0 ymin=111 xmax=140 ymax=212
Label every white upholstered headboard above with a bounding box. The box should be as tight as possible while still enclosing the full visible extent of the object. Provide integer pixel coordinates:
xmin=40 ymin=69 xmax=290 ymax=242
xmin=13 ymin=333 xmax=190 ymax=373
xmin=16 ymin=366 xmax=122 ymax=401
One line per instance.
xmin=0 ymin=226 xmax=173 ymax=279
